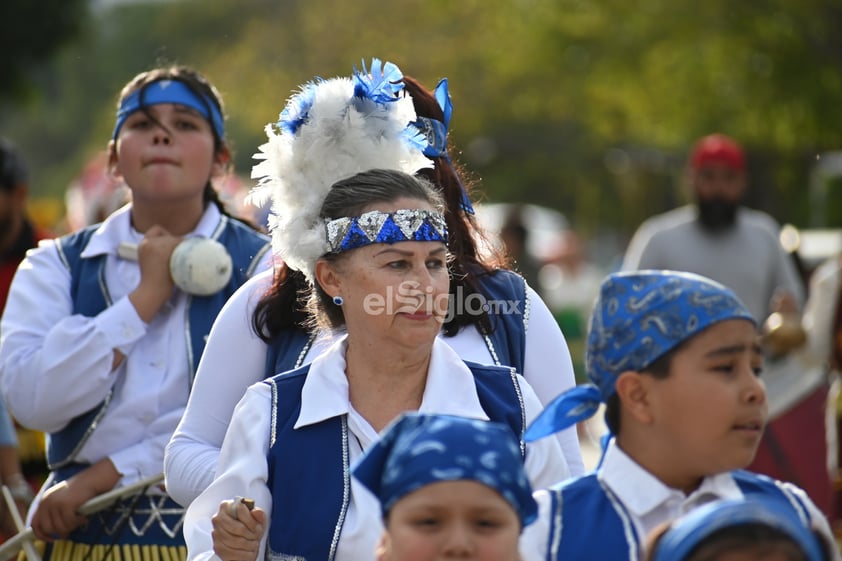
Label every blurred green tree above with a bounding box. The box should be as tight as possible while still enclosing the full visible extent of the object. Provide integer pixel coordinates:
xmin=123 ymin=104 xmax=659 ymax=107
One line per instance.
xmin=1 ymin=0 xmax=840 ymax=250
xmin=0 ymin=0 xmax=88 ymax=102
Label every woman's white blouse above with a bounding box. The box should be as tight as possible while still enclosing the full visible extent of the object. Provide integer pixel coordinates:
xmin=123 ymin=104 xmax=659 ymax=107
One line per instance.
xmin=184 ymin=336 xmax=569 ymax=561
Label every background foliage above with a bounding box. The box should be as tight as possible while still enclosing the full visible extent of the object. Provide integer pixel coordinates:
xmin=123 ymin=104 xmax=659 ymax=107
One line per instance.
xmin=3 ymin=0 xmax=842 ymax=263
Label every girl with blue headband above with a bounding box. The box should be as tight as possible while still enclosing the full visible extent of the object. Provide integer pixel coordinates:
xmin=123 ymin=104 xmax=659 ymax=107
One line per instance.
xmin=517 ymin=270 xmax=839 ymax=561
xmin=353 ymin=412 xmax=537 ymax=561
xmin=0 ymin=65 xmax=271 ymax=561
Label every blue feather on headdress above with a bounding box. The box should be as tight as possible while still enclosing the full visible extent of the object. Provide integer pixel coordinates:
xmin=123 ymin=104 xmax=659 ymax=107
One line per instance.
xmin=403 ymin=122 xmax=430 ymax=155
xmin=277 ymin=78 xmax=323 ymax=135
xmin=352 ymin=58 xmax=404 ymax=104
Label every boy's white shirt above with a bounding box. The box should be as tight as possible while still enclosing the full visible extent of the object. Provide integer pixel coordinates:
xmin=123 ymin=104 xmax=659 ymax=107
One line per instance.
xmin=520 ymin=438 xmax=841 ymax=561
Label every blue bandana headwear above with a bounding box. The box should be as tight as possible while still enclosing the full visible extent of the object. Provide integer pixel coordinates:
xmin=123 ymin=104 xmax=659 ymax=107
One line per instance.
xmin=525 ymin=270 xmax=756 ymax=442
xmin=651 ymin=497 xmax=826 ymax=561
xmin=112 ymin=79 xmax=225 ymax=141
xmin=326 ymin=209 xmax=448 ymax=253
xmin=411 ymin=79 xmax=475 ymax=215
xmin=352 ymin=412 xmax=538 ymax=528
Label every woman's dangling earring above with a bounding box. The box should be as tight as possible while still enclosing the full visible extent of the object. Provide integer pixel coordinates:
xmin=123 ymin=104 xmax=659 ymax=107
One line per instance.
xmin=333 ymin=295 xmax=344 ymax=306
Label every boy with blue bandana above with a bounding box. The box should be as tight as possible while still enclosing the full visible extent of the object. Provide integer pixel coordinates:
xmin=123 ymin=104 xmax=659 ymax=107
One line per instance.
xmin=519 ymin=270 xmax=839 ymax=561
xmin=353 ymin=412 xmax=537 ymax=561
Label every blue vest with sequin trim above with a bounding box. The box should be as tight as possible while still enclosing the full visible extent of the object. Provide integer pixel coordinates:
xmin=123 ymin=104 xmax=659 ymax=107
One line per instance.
xmin=46 ymin=216 xmax=270 ymax=471
xmin=540 ymin=469 xmax=815 ymax=561
xmin=264 ymin=360 xmax=526 ymax=561
xmin=263 ymin=269 xmax=529 ymax=377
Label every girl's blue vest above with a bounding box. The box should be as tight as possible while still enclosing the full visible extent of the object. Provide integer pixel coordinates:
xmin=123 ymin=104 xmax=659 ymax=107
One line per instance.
xmin=540 ymin=469 xmax=816 ymax=561
xmin=264 ymin=269 xmax=529 ymax=375
xmin=263 ymin=360 xmax=526 ymax=561
xmin=47 ymin=216 xmax=270 ymax=473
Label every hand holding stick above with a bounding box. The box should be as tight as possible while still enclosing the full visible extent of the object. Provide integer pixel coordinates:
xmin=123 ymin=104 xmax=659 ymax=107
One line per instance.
xmin=0 ymin=473 xmax=165 ymax=561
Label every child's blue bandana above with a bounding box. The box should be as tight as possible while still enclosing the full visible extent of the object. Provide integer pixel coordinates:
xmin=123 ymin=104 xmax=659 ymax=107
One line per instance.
xmin=651 ymin=497 xmax=825 ymax=561
xmin=352 ymin=412 xmax=537 ymax=528
xmin=112 ymin=79 xmax=225 ymax=140
xmin=525 ymin=270 xmax=755 ymax=442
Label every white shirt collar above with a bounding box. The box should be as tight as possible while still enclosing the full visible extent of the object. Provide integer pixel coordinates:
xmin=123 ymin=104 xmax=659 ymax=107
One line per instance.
xmin=295 ymin=335 xmax=489 ymax=430
xmin=598 ymin=438 xmax=743 ymax=518
xmin=80 ymin=203 xmax=223 ymax=258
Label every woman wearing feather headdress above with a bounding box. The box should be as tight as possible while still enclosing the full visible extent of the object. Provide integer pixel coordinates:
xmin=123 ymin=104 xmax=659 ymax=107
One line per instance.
xmin=180 ymin=61 xmax=570 ymax=561
xmin=164 ymin=60 xmax=584 ymax=515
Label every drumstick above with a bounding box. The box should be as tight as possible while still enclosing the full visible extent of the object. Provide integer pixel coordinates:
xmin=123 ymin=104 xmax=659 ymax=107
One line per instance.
xmin=1 ymin=485 xmax=41 ymax=561
xmin=0 ymin=473 xmax=165 ymax=560
xmin=77 ymin=473 xmax=165 ymax=516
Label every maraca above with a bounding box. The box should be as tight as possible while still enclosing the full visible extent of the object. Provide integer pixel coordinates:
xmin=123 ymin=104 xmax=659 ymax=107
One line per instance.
xmin=117 ymin=237 xmax=233 ymax=296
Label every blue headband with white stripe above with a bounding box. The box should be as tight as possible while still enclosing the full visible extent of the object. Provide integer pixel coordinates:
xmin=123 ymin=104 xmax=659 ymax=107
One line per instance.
xmin=112 ymin=79 xmax=225 ymax=140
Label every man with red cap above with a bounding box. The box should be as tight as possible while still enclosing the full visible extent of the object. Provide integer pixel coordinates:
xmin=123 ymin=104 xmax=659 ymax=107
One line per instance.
xmin=622 ymin=133 xmax=834 ymax=522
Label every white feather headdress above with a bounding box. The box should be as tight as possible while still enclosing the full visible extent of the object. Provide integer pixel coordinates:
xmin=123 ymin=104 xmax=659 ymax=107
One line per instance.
xmin=250 ymin=59 xmax=433 ymax=281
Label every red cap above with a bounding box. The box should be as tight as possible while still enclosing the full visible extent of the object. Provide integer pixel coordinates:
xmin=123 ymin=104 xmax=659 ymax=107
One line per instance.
xmin=689 ymin=134 xmax=745 ymax=171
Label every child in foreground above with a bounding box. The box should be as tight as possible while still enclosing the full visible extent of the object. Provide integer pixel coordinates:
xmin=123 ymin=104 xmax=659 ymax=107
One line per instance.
xmin=353 ymin=412 xmax=537 ymax=561
xmin=519 ymin=270 xmax=839 ymax=561
xmin=644 ymin=497 xmax=829 ymax=561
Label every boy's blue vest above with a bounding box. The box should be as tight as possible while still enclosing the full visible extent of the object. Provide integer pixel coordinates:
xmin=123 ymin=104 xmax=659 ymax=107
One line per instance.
xmin=540 ymin=469 xmax=816 ymax=561
xmin=264 ymin=360 xmax=526 ymax=561
xmin=264 ymin=269 xmax=529 ymax=376
xmin=46 ymin=216 xmax=270 ymax=472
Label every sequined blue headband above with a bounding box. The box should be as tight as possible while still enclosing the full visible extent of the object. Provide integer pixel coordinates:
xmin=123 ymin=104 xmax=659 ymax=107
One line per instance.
xmin=411 ymin=79 xmax=475 ymax=215
xmin=112 ymin=79 xmax=225 ymax=140
xmin=352 ymin=412 xmax=538 ymax=528
xmin=525 ymin=270 xmax=756 ymax=442
xmin=651 ymin=498 xmax=825 ymax=561
xmin=325 ymin=209 xmax=448 ymax=253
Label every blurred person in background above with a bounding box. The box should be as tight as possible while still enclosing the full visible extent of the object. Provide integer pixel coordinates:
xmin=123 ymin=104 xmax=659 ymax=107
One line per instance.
xmin=63 ymin=152 xmax=130 ymax=234
xmin=800 ymin=249 xmax=842 ymax=534
xmin=0 ymin=137 xmax=49 ymax=540
xmin=499 ymin=204 xmax=542 ymax=291
xmin=622 ymin=133 xmax=833 ymax=519
xmin=539 ymin=230 xmax=604 ymax=383
xmin=539 ymin=230 xmax=606 ymax=469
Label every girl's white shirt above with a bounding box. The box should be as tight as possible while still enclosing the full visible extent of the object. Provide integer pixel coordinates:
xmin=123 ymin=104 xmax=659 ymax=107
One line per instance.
xmin=165 ymin=268 xmax=584 ymax=506
xmin=0 ymin=204 xmax=271 ymax=506
xmin=184 ymin=335 xmax=570 ymax=561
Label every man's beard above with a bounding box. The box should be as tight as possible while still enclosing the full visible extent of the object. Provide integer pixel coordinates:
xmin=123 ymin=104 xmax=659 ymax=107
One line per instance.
xmin=696 ymin=198 xmax=739 ymax=231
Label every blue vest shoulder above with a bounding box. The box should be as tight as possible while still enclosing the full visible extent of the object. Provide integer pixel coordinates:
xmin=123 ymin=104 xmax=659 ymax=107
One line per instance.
xmin=475 ymin=269 xmax=527 ymax=374
xmin=731 ymin=469 xmax=813 ymax=523
xmin=543 ymin=474 xmax=641 ymax=561
xmin=540 ymin=469 xmax=815 ymax=561
xmin=264 ymin=328 xmax=313 ymax=377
